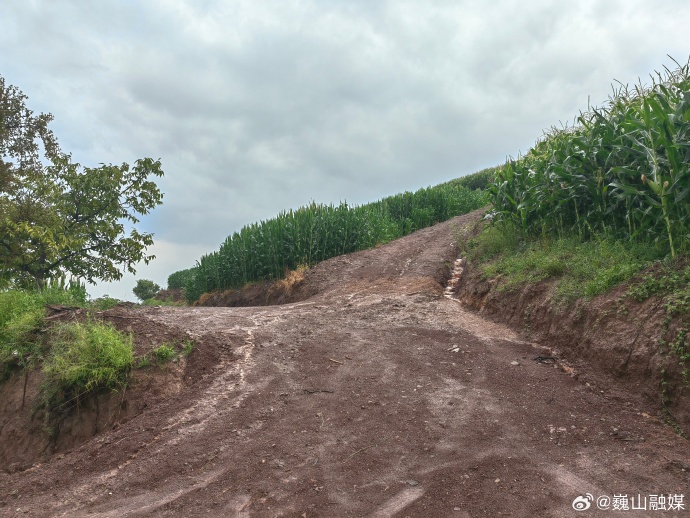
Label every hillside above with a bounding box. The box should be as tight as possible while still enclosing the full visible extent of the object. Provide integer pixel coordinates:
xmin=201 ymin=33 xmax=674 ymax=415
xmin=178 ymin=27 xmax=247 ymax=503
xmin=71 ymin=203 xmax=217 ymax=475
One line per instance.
xmin=1 ymin=210 xmax=688 ymax=517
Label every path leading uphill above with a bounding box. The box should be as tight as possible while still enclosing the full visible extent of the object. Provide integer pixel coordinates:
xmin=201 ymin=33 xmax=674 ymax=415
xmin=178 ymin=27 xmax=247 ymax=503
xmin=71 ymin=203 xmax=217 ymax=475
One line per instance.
xmin=1 ymin=212 xmax=688 ymax=517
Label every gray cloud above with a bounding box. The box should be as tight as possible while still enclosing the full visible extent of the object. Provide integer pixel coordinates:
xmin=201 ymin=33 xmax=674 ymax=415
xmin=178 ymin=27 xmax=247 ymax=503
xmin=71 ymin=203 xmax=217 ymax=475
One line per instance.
xmin=1 ymin=0 xmax=689 ymax=299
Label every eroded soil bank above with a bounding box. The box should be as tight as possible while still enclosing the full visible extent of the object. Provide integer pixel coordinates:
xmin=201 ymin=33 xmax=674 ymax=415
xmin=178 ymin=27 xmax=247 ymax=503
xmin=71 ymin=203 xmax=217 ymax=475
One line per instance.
xmin=454 ymin=258 xmax=690 ymax=434
xmin=1 ymin=210 xmax=688 ymax=517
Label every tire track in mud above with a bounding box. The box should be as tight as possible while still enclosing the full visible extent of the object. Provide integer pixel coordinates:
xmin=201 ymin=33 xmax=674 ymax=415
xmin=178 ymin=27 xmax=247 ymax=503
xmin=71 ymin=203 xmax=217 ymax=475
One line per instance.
xmin=140 ymin=309 xmax=297 ymax=449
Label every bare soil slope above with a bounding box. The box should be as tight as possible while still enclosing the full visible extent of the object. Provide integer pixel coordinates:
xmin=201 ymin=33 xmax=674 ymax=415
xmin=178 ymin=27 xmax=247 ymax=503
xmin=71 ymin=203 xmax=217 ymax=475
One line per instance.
xmin=1 ymin=211 xmax=688 ymax=517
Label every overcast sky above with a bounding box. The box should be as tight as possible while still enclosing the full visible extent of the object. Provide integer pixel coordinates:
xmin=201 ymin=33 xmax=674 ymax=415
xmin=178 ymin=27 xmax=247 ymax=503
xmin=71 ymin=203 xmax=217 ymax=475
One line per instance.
xmin=1 ymin=0 xmax=689 ymax=300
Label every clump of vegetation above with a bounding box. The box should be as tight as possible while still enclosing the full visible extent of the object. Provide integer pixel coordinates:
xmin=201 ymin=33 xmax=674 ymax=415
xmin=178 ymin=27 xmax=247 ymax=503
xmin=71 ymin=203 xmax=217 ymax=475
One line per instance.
xmin=136 ymin=339 xmax=195 ymax=368
xmin=167 ymin=268 xmax=195 ymax=291
xmin=626 ymin=261 xmax=690 ymax=386
xmin=0 ymin=74 xmax=167 ymax=420
xmin=42 ymin=321 xmax=133 ymax=408
xmin=627 ymin=262 xmax=690 ymax=302
xmin=182 ymin=339 xmax=195 ymax=357
xmin=467 ymin=227 xmax=661 ymax=301
xmin=0 ymin=284 xmax=87 ymax=377
xmin=152 ymin=343 xmax=176 ymax=364
xmin=140 ymin=297 xmax=186 ymax=307
xmin=133 ymin=279 xmax=161 ymax=302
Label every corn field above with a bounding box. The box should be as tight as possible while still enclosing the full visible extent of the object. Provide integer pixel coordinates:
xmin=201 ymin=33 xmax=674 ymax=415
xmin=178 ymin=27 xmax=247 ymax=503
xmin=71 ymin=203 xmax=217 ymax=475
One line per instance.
xmin=177 ymin=181 xmax=488 ymax=302
xmin=490 ymin=59 xmax=690 ymax=256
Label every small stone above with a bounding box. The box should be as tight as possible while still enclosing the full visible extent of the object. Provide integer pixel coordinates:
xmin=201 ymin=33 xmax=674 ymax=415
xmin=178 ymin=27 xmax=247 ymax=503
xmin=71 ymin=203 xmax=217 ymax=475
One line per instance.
xmin=510 ymin=361 xmax=520 ymax=366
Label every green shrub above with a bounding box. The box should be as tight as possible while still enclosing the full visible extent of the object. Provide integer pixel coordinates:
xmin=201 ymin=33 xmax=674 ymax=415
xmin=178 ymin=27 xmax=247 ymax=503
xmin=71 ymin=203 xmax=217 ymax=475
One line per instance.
xmin=43 ymin=321 xmax=133 ymax=400
xmin=133 ymin=279 xmax=161 ymax=302
xmin=182 ymin=340 xmax=195 ymax=357
xmin=153 ymin=343 xmax=176 ymax=364
xmin=0 ymin=287 xmax=87 ymax=371
xmin=167 ymin=268 xmax=195 ymax=291
xmin=628 ymin=262 xmax=690 ymax=302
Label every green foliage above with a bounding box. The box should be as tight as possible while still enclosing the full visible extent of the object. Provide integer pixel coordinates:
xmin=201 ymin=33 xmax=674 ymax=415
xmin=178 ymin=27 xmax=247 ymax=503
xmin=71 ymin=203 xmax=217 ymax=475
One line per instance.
xmin=465 ymin=223 xmax=520 ymax=263
xmin=626 ymin=261 xmax=690 ymax=389
xmin=167 ymin=268 xmax=195 ymax=291
xmin=152 ymin=343 xmax=176 ymax=364
xmin=133 ymin=279 xmax=161 ymax=301
xmin=0 ymin=286 xmax=87 ymax=373
xmin=89 ymin=296 xmax=122 ymax=311
xmin=42 ymin=320 xmax=133 ymax=404
xmin=470 ymin=227 xmax=661 ymax=301
xmin=136 ymin=355 xmax=151 ymax=368
xmin=0 ymin=76 xmax=59 ymax=186
xmin=0 ymin=75 xmax=164 ymax=287
xmin=182 ymin=339 xmax=195 ymax=357
xmin=445 ymin=166 xmax=498 ymax=191
xmin=489 ymin=59 xmax=690 ymax=257
xmin=663 ymin=328 xmax=690 ymax=385
xmin=178 ymin=182 xmax=489 ymax=302
xmin=627 ymin=262 xmax=690 ymax=301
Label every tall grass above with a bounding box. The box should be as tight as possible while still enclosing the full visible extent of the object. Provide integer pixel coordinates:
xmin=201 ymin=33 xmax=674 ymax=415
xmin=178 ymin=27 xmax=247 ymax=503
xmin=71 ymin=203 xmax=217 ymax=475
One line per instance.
xmin=43 ymin=321 xmax=133 ymax=399
xmin=177 ymin=181 xmax=488 ymax=302
xmin=0 ymin=284 xmax=86 ymax=373
xmin=490 ymin=58 xmax=690 ymax=256
xmin=1 ymin=285 xmax=133 ymax=412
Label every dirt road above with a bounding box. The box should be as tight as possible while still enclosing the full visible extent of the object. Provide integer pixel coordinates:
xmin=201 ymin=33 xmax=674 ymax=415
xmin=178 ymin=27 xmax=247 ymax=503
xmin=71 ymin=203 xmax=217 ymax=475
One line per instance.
xmin=1 ymin=212 xmax=688 ymax=517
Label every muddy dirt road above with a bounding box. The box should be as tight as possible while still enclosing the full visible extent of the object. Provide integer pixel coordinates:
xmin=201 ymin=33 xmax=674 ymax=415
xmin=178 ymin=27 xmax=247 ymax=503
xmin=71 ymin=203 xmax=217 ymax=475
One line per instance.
xmin=1 ymin=212 xmax=688 ymax=517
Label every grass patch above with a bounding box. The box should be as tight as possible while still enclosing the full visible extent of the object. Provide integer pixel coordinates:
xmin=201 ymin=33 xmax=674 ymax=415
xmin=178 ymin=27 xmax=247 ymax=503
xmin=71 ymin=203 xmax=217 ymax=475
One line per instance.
xmin=0 ymin=286 xmax=87 ymax=375
xmin=137 ymin=339 xmax=195 ymax=368
xmin=627 ymin=261 xmax=690 ymax=303
xmin=43 ymin=321 xmax=133 ymax=401
xmin=467 ymin=224 xmax=662 ymax=301
xmin=182 ymin=339 xmax=195 ymax=357
xmin=152 ymin=343 xmax=176 ymax=364
xmin=136 ymin=355 xmax=151 ymax=368
xmin=33 ymin=319 xmax=133 ymax=432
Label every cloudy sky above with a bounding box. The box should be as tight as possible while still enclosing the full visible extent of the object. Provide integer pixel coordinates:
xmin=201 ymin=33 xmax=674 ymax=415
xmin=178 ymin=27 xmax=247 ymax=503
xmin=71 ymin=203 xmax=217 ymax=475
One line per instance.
xmin=1 ymin=0 xmax=688 ymax=300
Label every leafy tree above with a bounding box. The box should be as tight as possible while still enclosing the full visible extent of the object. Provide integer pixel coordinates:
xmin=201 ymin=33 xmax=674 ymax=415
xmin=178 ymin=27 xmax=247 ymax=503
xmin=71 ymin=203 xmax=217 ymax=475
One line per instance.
xmin=167 ymin=267 xmax=195 ymax=291
xmin=133 ymin=279 xmax=161 ymax=301
xmin=0 ymin=75 xmax=164 ymax=287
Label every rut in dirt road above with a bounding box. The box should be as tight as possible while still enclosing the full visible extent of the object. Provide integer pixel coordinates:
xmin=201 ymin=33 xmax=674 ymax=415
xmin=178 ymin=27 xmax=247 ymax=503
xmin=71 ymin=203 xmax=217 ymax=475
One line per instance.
xmin=1 ymin=211 xmax=689 ymax=518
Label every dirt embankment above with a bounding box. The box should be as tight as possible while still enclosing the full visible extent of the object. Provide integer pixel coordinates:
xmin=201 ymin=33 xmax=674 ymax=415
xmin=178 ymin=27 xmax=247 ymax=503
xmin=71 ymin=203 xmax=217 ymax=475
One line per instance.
xmin=454 ymin=258 xmax=690 ymax=433
xmin=0 ymin=307 xmax=203 ymax=472
xmin=1 ymin=209 xmax=688 ymax=517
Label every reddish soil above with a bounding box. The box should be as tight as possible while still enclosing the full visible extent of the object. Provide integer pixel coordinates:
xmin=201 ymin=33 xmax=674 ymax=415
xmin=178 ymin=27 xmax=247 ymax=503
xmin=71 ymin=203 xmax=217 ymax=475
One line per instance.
xmin=1 ymin=210 xmax=689 ymax=517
